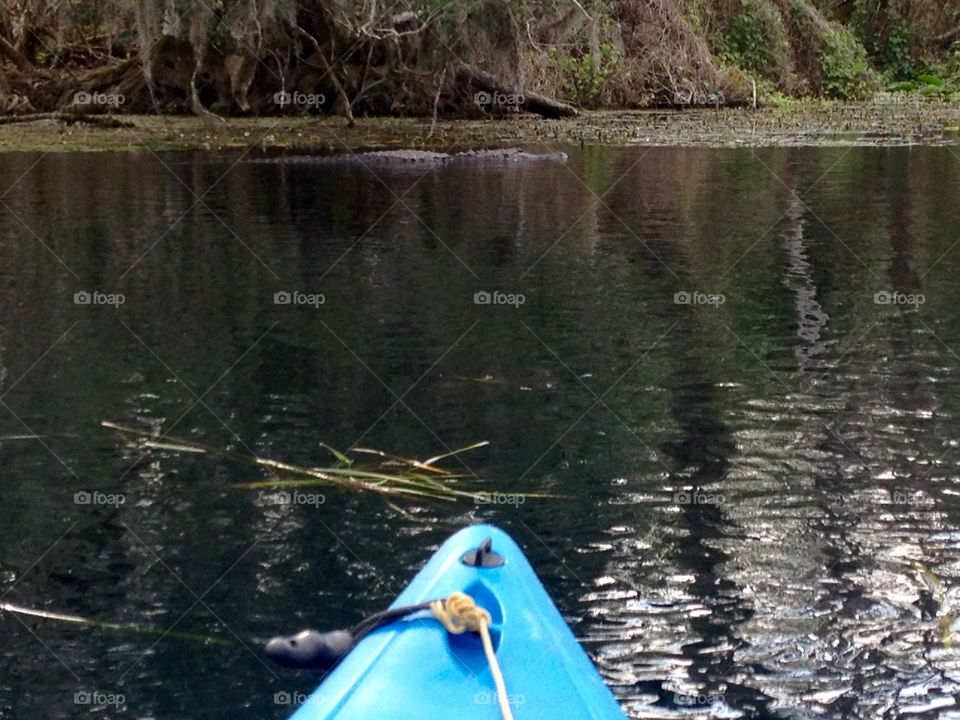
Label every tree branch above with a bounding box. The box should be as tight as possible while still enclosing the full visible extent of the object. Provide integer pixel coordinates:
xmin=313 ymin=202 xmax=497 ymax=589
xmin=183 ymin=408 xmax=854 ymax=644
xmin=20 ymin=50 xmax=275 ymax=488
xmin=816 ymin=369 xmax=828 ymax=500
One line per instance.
xmin=935 ymin=25 xmax=960 ymax=47
xmin=296 ymin=24 xmax=355 ymax=126
xmin=0 ymin=35 xmax=38 ymax=74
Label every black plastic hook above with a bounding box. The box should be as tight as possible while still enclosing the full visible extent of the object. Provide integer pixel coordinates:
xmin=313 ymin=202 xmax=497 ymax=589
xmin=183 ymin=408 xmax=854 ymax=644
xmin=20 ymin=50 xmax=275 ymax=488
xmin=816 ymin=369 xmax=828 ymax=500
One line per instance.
xmin=461 ymin=537 xmax=504 ymax=568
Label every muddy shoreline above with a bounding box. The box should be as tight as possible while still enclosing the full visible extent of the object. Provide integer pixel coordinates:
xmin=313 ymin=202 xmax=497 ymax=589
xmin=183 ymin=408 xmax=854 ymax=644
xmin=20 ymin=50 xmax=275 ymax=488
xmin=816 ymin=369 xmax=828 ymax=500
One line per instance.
xmin=0 ymin=97 xmax=958 ymax=153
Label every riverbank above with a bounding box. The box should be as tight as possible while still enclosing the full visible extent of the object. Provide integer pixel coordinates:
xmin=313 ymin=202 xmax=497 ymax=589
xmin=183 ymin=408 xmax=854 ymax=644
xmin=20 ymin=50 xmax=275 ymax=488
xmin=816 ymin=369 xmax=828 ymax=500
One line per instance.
xmin=1 ymin=96 xmax=958 ymax=153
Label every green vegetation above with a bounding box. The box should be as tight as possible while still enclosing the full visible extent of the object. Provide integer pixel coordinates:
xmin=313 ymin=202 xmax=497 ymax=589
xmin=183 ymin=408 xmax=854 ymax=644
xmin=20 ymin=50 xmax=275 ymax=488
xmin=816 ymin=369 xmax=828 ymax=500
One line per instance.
xmin=3 ymin=0 xmax=960 ymax=116
xmin=842 ymin=0 xmax=960 ymax=99
xmin=819 ymin=28 xmax=879 ymax=99
xmin=867 ymin=22 xmax=916 ymax=82
xmin=717 ymin=0 xmax=788 ymax=82
xmin=549 ymin=43 xmax=622 ymax=108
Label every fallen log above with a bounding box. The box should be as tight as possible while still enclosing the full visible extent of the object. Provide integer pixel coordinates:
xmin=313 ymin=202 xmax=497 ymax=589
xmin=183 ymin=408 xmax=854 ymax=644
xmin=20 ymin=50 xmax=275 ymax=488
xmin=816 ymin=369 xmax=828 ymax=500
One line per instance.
xmin=454 ymin=62 xmax=577 ymax=119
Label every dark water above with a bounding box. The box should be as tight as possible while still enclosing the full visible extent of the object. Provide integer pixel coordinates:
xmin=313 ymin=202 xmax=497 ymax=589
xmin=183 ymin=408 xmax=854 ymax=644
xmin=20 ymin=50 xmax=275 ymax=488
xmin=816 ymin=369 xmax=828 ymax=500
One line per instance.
xmin=2 ymin=144 xmax=960 ymax=719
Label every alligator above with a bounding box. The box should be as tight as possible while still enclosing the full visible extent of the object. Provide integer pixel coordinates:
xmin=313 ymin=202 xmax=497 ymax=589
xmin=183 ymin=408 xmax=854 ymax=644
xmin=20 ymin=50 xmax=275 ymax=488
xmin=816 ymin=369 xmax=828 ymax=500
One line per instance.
xmin=252 ymin=148 xmax=568 ymax=164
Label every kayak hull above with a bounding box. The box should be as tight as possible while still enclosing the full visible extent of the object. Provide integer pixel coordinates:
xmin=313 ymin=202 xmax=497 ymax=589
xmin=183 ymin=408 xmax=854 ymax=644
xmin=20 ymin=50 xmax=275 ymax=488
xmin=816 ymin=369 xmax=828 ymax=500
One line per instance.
xmin=287 ymin=524 xmax=627 ymax=719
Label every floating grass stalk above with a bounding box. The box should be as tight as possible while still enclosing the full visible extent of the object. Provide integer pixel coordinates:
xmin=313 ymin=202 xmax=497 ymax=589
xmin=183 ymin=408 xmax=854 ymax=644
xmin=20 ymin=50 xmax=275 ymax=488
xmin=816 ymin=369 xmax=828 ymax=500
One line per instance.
xmin=0 ymin=601 xmax=230 ymax=645
xmin=102 ymin=422 xmax=554 ymax=504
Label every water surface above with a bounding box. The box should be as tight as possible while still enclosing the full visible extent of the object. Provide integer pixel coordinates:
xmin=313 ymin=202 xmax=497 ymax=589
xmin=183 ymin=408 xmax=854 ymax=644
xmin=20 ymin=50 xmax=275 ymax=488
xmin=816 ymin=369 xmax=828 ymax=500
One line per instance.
xmin=2 ymin=145 xmax=960 ymax=719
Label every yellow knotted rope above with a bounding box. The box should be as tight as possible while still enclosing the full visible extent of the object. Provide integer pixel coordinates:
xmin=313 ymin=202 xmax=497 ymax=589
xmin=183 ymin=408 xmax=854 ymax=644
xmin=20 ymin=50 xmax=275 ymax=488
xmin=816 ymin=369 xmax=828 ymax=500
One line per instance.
xmin=431 ymin=592 xmax=514 ymax=720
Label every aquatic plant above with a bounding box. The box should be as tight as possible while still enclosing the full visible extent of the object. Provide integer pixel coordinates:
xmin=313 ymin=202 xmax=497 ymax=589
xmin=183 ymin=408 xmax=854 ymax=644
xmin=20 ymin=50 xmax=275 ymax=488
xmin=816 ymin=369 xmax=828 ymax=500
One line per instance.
xmin=102 ymin=421 xmax=549 ymax=506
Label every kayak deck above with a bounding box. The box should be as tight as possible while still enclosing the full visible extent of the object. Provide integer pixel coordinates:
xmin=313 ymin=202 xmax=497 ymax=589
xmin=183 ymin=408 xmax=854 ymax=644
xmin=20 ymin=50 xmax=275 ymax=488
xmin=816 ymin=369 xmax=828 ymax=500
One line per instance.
xmin=287 ymin=524 xmax=626 ymax=719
